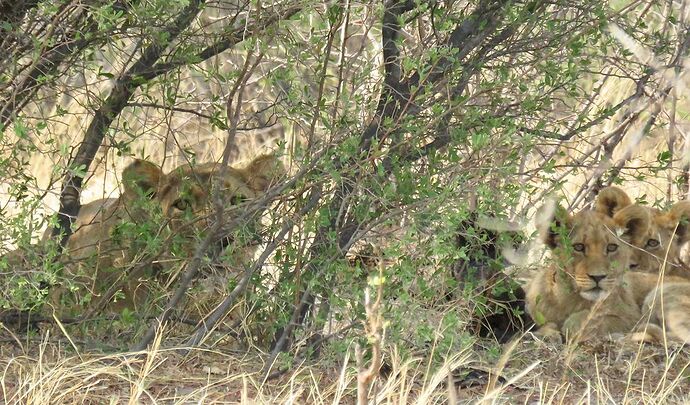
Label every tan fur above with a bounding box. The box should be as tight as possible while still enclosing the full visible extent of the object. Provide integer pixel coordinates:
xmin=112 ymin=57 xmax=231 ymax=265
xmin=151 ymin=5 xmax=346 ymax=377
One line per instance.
xmin=623 ymin=201 xmax=690 ymax=344
xmin=639 ymin=281 xmax=690 ymax=343
xmin=615 ymin=271 xmax=690 ymax=344
xmin=667 ymin=201 xmax=690 ymax=246
xmin=530 ymin=196 xmax=690 ymax=344
xmin=594 ymin=186 xmax=632 ymax=217
xmin=595 ymin=188 xmax=690 ymax=277
xmin=662 ymin=201 xmax=690 ymax=269
xmin=52 ymin=155 xmax=284 ymax=315
xmin=612 ymin=204 xmax=690 ymax=277
xmin=527 ymin=207 xmax=647 ymax=341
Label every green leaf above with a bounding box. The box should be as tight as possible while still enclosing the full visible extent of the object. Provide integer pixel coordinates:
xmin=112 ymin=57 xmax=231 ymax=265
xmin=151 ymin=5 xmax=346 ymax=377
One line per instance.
xmin=534 ymin=311 xmax=546 ymax=326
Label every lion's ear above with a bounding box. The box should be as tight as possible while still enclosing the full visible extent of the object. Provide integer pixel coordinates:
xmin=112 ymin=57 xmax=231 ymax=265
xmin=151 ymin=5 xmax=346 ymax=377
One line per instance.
xmin=536 ymin=204 xmax=572 ymax=249
xmin=122 ymin=159 xmax=163 ymax=199
xmin=613 ymin=205 xmax=650 ymax=245
xmin=668 ymin=201 xmax=690 ymax=245
xmin=595 ymin=186 xmax=632 ymax=217
xmin=241 ymin=154 xmax=285 ymax=192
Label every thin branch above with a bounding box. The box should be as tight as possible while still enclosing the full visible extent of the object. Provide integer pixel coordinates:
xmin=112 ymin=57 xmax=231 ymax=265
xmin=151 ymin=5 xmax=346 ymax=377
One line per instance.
xmin=49 ymin=1 xmax=299 ymax=251
xmin=183 ymin=182 xmax=322 ymax=350
xmin=132 ymin=49 xmax=260 ymax=351
xmin=521 ymin=73 xmax=651 ymax=141
xmin=125 ymin=102 xmax=217 ymax=120
xmin=144 ymin=5 xmax=303 ymax=79
xmin=0 ymin=0 xmax=137 ymax=127
xmin=356 ymin=257 xmax=384 ymax=405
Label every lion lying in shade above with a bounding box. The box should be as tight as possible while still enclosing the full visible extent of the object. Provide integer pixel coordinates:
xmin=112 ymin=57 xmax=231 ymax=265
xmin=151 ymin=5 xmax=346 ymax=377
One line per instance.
xmin=51 ymin=155 xmax=284 ymax=318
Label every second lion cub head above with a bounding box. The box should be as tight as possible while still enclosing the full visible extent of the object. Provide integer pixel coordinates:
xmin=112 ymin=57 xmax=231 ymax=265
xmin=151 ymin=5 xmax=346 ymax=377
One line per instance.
xmin=595 ymin=186 xmax=690 ymax=276
xmin=538 ymin=204 xmax=649 ymax=301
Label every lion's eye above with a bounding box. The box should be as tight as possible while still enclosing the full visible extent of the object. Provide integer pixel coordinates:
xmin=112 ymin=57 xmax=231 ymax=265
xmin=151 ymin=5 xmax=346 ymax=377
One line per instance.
xmin=573 ymin=243 xmax=585 ymax=252
xmin=606 ymin=243 xmax=618 ymax=253
xmin=230 ymin=195 xmax=247 ymax=206
xmin=645 ymin=239 xmax=660 ymax=248
xmin=172 ymin=198 xmax=191 ymax=211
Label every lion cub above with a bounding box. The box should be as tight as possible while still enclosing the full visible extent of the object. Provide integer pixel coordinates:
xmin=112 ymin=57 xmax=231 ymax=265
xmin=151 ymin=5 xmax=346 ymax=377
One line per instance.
xmin=52 ymin=155 xmax=284 ymax=315
xmin=595 ymin=186 xmax=690 ymax=277
xmin=529 ymin=198 xmax=690 ymax=344
xmin=527 ymin=205 xmax=646 ymax=341
xmin=598 ymin=188 xmax=690 ymax=343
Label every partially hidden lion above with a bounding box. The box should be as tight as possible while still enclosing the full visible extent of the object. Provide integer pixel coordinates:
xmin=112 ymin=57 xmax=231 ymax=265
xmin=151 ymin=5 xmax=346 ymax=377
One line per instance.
xmin=595 ymin=186 xmax=690 ymax=277
xmin=527 ymin=205 xmax=645 ymax=341
xmin=51 ymin=154 xmax=284 ymax=316
xmin=529 ymin=200 xmax=690 ymax=343
xmin=634 ymin=278 xmax=690 ymax=343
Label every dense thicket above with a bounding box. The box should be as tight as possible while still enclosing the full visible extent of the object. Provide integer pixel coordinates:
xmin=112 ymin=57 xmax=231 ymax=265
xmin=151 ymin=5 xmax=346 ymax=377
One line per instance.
xmin=0 ymin=0 xmax=688 ymax=374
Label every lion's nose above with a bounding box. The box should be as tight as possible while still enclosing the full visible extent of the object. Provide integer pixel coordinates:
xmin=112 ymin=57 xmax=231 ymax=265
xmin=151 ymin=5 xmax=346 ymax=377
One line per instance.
xmin=588 ymin=274 xmax=606 ymax=284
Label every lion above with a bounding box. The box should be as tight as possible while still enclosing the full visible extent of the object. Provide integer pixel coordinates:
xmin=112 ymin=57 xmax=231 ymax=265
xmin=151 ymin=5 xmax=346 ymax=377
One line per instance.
xmin=633 ymin=279 xmax=690 ymax=343
xmin=623 ymin=201 xmax=690 ymax=344
xmin=528 ymin=199 xmax=690 ymax=344
xmin=527 ymin=205 xmax=647 ymax=341
xmin=51 ymin=154 xmax=284 ymax=316
xmin=595 ymin=186 xmax=690 ymax=277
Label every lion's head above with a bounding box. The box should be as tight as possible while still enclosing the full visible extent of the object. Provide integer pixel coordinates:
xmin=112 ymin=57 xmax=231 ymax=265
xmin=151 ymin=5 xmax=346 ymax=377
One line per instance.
xmin=119 ymin=154 xmax=284 ymax=250
xmin=54 ymin=154 xmax=284 ymax=315
xmin=539 ymin=205 xmax=648 ymax=302
xmin=595 ymin=187 xmax=690 ymax=276
xmin=631 ymin=201 xmax=690 ymax=275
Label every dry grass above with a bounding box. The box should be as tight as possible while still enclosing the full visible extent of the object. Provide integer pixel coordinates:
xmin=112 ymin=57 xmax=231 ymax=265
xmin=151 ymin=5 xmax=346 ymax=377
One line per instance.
xmin=0 ymin=317 xmax=689 ymax=404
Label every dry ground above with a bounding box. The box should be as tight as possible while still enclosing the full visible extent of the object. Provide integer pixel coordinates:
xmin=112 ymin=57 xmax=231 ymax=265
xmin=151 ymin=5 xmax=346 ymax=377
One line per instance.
xmin=0 ymin=326 xmax=688 ymax=404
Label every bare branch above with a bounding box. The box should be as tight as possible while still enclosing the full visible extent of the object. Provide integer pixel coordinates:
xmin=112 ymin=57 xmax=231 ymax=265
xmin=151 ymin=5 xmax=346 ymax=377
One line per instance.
xmin=132 ymin=49 xmax=261 ymax=351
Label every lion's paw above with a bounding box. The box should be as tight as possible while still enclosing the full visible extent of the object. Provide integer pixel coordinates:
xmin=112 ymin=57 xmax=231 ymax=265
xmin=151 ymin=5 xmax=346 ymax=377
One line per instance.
xmin=532 ymin=322 xmax=563 ymax=344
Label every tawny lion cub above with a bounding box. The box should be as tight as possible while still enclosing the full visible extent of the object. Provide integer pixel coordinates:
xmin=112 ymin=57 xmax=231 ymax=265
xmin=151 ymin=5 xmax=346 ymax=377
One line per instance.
xmin=527 ymin=205 xmax=646 ymax=341
xmin=53 ymin=155 xmax=284 ymax=314
xmin=595 ymin=186 xmax=690 ymax=277
xmin=529 ymin=201 xmax=690 ymax=344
